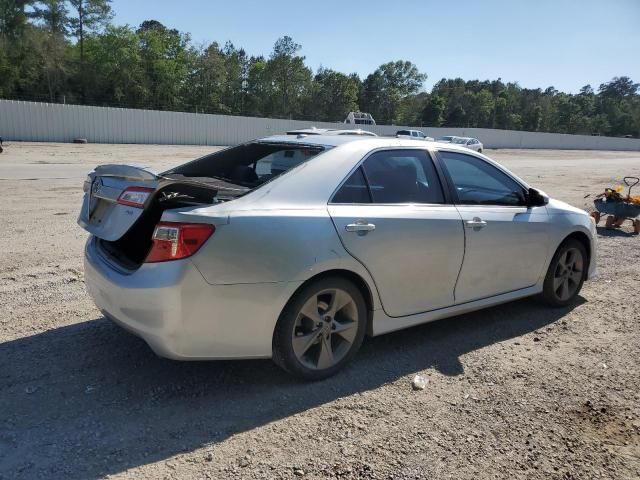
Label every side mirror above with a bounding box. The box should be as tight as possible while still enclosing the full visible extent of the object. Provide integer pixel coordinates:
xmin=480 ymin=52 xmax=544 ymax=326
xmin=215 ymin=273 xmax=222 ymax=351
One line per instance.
xmin=527 ymin=188 xmax=549 ymax=207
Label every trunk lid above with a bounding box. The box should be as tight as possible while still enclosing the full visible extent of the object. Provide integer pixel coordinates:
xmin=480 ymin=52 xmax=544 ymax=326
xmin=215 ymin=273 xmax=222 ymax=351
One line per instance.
xmin=78 ymin=164 xmax=160 ymax=241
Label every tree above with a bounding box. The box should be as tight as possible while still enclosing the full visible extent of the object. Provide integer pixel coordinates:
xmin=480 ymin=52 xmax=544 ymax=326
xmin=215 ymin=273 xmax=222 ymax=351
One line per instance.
xmin=29 ymin=0 xmax=67 ymax=34
xmin=82 ymin=24 xmax=145 ymax=106
xmin=306 ymin=68 xmax=359 ymax=121
xmin=244 ymin=55 xmax=269 ymax=116
xmin=67 ymin=0 xmax=111 ymax=60
xmin=183 ymin=41 xmax=227 ymax=113
xmin=599 ymin=76 xmax=639 ymax=99
xmin=136 ymin=20 xmax=192 ymax=109
xmin=445 ymin=104 xmax=465 ymax=127
xmin=421 ymin=94 xmax=445 ymax=126
xmin=221 ymin=41 xmax=249 ymax=114
xmin=360 ymin=60 xmax=426 ymax=124
xmin=265 ymin=36 xmax=311 ymax=117
xmin=67 ymin=0 xmax=111 ymax=100
xmin=1 ymin=0 xmax=30 ymax=38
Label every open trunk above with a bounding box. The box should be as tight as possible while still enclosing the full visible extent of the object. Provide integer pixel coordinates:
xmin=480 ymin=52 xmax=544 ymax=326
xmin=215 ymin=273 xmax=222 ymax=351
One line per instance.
xmin=78 ymin=142 xmax=326 ymax=270
xmin=79 ymin=166 xmax=248 ymax=269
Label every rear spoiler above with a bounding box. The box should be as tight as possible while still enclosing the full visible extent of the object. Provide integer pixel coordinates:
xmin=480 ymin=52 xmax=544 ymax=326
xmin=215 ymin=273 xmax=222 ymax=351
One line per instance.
xmin=94 ymin=164 xmax=159 ymax=181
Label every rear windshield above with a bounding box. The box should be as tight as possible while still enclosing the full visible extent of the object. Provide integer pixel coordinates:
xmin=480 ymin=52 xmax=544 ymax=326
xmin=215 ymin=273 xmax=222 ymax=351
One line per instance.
xmin=397 ymin=130 xmax=411 ymax=135
xmin=164 ymin=142 xmax=326 ymax=188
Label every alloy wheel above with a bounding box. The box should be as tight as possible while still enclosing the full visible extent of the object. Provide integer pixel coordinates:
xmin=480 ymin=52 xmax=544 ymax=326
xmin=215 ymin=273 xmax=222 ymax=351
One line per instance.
xmin=552 ymin=247 xmax=584 ymax=301
xmin=291 ymin=288 xmax=359 ymax=370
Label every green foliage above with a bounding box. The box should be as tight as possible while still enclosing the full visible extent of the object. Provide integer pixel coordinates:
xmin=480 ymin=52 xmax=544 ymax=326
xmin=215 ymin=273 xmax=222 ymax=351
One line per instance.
xmin=359 ymin=60 xmax=426 ymax=124
xmin=305 ymin=68 xmax=359 ymax=122
xmin=0 ymin=4 xmax=639 ymax=137
xmin=0 ymin=0 xmax=29 ymax=37
xmin=265 ymin=35 xmax=312 ymax=118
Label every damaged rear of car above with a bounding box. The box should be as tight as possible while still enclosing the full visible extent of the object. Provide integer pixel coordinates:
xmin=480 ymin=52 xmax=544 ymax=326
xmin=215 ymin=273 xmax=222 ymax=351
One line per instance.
xmin=79 ymin=140 xmax=329 ymax=359
xmin=79 ymin=141 xmax=324 ymax=270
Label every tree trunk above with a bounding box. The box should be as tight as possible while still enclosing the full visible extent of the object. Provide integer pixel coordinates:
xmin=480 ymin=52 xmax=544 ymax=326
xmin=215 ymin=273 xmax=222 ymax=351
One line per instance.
xmin=79 ymin=1 xmax=85 ymax=103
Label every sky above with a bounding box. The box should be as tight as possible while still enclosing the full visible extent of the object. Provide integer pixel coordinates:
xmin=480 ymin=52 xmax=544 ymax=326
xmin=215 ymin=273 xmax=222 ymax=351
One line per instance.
xmin=110 ymin=0 xmax=640 ymax=94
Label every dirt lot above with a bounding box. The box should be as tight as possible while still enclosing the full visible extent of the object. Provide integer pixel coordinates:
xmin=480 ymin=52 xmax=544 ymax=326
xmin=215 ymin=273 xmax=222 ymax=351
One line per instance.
xmin=1 ymin=142 xmax=639 ymax=480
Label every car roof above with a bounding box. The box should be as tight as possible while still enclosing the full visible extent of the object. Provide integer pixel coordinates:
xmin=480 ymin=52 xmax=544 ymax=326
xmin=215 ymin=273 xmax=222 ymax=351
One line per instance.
xmin=258 ymin=134 xmax=471 ymax=151
xmin=285 ymin=127 xmax=377 ymax=136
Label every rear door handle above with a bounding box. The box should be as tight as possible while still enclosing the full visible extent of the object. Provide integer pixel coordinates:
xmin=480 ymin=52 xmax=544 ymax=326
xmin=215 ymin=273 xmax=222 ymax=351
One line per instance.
xmin=465 ymin=217 xmax=487 ymax=229
xmin=345 ymin=221 xmax=376 ymax=233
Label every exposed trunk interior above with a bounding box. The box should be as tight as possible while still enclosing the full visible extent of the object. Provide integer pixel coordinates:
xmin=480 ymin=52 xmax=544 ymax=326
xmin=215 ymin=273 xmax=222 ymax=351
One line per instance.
xmin=97 ymin=179 xmax=243 ymax=269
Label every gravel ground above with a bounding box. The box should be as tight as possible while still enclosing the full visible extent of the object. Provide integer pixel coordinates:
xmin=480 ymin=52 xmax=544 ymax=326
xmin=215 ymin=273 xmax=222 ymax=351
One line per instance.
xmin=0 ymin=142 xmax=639 ymax=480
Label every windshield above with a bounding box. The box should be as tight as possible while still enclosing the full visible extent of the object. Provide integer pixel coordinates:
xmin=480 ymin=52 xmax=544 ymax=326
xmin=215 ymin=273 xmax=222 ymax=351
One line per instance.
xmin=164 ymin=142 xmax=326 ymax=188
xmin=452 ymin=137 xmax=469 ymax=144
xmin=438 ymin=136 xmax=453 ymax=141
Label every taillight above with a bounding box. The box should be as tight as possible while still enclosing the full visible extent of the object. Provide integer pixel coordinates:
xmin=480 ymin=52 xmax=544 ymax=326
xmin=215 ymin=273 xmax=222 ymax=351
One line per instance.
xmin=117 ymin=186 xmax=154 ymax=208
xmin=145 ymin=222 xmax=215 ymax=263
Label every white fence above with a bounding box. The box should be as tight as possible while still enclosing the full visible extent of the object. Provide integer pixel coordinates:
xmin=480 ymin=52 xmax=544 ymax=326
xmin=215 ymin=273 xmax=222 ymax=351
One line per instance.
xmin=1 ymin=99 xmax=640 ymax=150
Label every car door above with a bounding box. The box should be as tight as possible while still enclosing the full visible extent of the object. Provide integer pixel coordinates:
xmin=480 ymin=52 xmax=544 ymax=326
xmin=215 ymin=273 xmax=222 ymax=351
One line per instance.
xmin=328 ymin=149 xmax=465 ymax=317
xmin=436 ymin=150 xmax=551 ymax=304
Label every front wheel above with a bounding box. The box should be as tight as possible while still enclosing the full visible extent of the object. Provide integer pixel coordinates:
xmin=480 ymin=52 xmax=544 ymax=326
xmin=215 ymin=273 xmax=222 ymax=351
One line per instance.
xmin=272 ymin=277 xmax=367 ymax=380
xmin=541 ymin=239 xmax=587 ymax=307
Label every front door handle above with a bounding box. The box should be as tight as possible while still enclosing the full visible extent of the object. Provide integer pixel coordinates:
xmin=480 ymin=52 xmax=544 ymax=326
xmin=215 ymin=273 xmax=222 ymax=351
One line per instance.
xmin=465 ymin=217 xmax=487 ymax=229
xmin=345 ymin=220 xmax=376 ymax=233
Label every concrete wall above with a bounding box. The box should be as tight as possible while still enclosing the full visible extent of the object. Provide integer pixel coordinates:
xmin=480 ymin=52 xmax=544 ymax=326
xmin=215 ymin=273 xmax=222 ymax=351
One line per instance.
xmin=2 ymin=99 xmax=640 ymax=150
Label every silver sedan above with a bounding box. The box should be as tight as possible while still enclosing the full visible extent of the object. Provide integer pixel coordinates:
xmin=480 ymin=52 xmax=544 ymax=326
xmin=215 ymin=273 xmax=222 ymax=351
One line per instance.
xmin=79 ymin=136 xmax=596 ymax=379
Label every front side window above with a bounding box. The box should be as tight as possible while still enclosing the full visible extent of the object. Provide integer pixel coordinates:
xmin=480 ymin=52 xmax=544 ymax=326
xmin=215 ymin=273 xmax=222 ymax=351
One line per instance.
xmin=439 ymin=151 xmax=526 ymax=206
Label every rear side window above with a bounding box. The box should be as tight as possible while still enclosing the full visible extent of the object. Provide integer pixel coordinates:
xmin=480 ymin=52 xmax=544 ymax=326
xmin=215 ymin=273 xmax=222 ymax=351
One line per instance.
xmin=439 ymin=151 xmax=526 ymax=206
xmin=363 ymin=150 xmax=444 ymax=204
xmin=331 ymin=167 xmax=371 ymax=204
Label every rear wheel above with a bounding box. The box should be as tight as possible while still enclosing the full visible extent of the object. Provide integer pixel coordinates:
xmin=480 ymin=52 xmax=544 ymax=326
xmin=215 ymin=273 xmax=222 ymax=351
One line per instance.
xmin=541 ymin=240 xmax=586 ymax=307
xmin=478 ymin=148 xmax=483 ymax=153
xmin=272 ymin=277 xmax=367 ymax=380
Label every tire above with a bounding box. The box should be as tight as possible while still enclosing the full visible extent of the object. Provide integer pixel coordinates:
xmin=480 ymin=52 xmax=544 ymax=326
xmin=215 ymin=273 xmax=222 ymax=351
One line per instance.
xmin=541 ymin=239 xmax=587 ymax=307
xmin=478 ymin=148 xmax=483 ymax=153
xmin=272 ymin=276 xmax=367 ymax=380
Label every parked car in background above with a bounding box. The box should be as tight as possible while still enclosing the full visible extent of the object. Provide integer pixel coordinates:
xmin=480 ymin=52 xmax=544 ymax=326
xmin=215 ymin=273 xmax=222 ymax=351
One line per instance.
xmin=452 ymin=136 xmax=484 ymax=152
xmin=79 ymin=135 xmax=596 ymax=379
xmin=396 ymin=129 xmax=434 ymax=141
xmin=286 ymin=127 xmax=377 ymax=137
xmin=436 ymin=135 xmax=456 ymax=143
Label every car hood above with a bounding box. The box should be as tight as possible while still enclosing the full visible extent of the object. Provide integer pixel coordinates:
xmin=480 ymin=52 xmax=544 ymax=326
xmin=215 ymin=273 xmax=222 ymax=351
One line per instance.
xmin=546 ymin=198 xmax=588 ymax=216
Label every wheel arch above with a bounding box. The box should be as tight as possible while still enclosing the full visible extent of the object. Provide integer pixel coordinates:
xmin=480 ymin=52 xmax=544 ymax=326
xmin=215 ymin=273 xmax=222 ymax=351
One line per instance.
xmin=278 ymin=269 xmax=376 ymax=337
xmin=562 ymin=230 xmax=592 ymax=273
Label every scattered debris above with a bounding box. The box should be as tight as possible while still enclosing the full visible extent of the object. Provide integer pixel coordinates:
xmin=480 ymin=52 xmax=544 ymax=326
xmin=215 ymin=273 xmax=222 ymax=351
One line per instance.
xmin=411 ymin=374 xmax=428 ymax=390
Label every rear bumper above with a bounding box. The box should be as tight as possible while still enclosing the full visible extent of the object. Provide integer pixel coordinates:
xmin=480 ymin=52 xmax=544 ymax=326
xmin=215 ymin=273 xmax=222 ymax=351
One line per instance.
xmin=84 ymin=237 xmax=301 ymax=359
